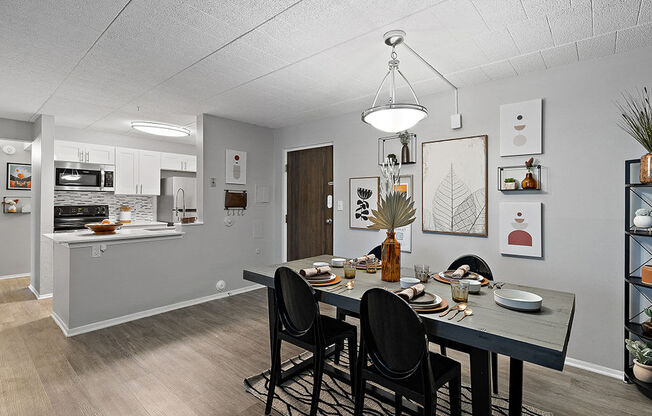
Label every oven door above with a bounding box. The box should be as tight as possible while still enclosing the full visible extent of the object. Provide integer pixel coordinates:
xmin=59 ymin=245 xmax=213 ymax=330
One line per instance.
xmin=54 ymin=162 xmax=112 ymax=191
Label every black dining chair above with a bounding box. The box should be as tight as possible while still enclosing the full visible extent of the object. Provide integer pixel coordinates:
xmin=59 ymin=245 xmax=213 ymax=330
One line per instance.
xmin=434 ymin=254 xmax=500 ymax=394
xmin=354 ymin=288 xmax=462 ymax=416
xmin=266 ymin=267 xmax=358 ymax=416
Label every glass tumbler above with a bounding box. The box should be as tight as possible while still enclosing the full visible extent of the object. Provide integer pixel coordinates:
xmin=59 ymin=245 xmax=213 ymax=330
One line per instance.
xmin=365 ymin=258 xmax=377 ymax=274
xmin=451 ymin=280 xmax=470 ymax=303
xmin=343 ymin=261 xmax=356 ymax=279
xmin=414 ymin=264 xmax=430 ymax=283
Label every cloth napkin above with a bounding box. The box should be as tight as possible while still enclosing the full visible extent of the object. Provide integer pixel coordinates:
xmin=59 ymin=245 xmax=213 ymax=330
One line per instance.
xmin=299 ymin=266 xmax=332 ymax=278
xmin=396 ymin=284 xmax=425 ymax=301
xmin=452 ymin=264 xmax=470 ymax=278
xmin=355 ymin=254 xmax=376 ymax=263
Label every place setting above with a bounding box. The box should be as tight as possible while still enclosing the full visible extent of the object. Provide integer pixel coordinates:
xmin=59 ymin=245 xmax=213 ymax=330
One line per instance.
xmin=298 ymin=263 xmax=341 ymax=287
xmin=433 ymin=264 xmax=490 ymax=287
xmin=393 ymin=281 xmax=448 ymax=314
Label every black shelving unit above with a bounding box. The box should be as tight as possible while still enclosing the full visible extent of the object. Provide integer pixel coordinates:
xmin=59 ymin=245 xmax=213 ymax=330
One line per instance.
xmin=497 ymin=165 xmax=542 ymax=191
xmin=624 ymin=159 xmax=652 ymax=399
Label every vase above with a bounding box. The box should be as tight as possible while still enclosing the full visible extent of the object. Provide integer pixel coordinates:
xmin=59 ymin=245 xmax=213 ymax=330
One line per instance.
xmin=633 ymin=359 xmax=652 ymax=383
xmin=641 ymin=153 xmax=652 ymax=184
xmin=521 ymin=170 xmax=537 ymax=189
xmin=634 ymin=215 xmax=652 ymax=228
xmin=381 ymin=232 xmax=401 ymax=282
xmin=401 ymin=142 xmax=410 ymax=164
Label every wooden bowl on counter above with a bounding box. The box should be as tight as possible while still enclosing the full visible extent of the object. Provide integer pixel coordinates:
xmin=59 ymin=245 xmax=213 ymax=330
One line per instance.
xmin=181 ymin=216 xmax=196 ymax=224
xmin=85 ymin=222 xmax=123 ymax=235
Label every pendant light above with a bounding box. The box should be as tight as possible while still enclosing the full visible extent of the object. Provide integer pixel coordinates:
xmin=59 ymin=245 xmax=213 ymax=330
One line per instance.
xmin=361 ymin=30 xmax=462 ymax=133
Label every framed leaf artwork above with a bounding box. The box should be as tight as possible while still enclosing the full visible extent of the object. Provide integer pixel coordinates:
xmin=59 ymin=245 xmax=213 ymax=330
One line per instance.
xmin=422 ymin=136 xmax=487 ymax=236
xmin=349 ymin=176 xmax=379 ymax=230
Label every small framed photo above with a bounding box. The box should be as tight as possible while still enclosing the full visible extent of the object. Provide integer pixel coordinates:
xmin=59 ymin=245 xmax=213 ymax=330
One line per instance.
xmin=6 ymin=163 xmax=31 ymax=190
xmin=349 ymin=176 xmax=380 ymax=230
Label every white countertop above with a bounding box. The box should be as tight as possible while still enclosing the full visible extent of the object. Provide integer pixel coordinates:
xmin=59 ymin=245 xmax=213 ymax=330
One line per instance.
xmin=118 ymin=221 xmax=169 ymax=228
xmin=43 ymin=227 xmax=183 ymax=245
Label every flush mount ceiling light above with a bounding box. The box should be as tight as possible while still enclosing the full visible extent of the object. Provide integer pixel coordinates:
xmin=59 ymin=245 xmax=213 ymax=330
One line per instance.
xmin=361 ymin=30 xmax=462 ymax=133
xmin=131 ymin=121 xmax=191 ymax=137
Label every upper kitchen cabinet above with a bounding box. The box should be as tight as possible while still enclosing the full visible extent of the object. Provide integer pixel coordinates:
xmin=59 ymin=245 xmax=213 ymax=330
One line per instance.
xmin=54 ymin=141 xmax=115 ymax=164
xmin=160 ymin=152 xmax=197 ymax=172
xmin=115 ymin=148 xmax=161 ymax=195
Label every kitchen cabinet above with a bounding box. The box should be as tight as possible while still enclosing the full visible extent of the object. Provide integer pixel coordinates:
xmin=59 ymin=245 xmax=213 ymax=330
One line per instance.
xmin=54 ymin=141 xmax=115 ymax=164
xmin=160 ymin=152 xmax=197 ymax=172
xmin=115 ymin=148 xmax=161 ymax=195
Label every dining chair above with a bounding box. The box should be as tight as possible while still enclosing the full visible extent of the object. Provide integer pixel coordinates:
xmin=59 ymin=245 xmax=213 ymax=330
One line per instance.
xmin=266 ymin=266 xmax=358 ymax=416
xmin=434 ymin=254 xmax=500 ymax=394
xmin=354 ymin=288 xmax=462 ymax=416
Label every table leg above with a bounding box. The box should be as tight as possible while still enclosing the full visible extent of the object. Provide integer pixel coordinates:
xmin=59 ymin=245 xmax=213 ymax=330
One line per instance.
xmin=469 ymin=348 xmax=492 ymax=416
xmin=509 ymin=358 xmax=523 ymax=416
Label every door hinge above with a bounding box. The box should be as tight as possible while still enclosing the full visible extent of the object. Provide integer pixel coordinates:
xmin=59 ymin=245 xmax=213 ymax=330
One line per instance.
xmin=285 ymin=214 xmax=287 ymax=223
xmin=284 ymin=164 xmax=287 ymax=172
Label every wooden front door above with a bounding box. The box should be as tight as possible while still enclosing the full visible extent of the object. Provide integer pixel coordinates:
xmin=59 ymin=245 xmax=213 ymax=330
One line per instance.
xmin=287 ymin=146 xmax=333 ymax=261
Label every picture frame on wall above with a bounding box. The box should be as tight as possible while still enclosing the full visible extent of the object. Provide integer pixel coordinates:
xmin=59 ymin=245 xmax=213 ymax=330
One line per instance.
xmin=394 ymin=175 xmax=413 ymax=252
xmin=499 ymin=202 xmax=542 ymax=258
xmin=422 ymin=135 xmax=487 ymax=236
xmin=6 ymin=163 xmax=31 ymax=191
xmin=349 ymin=176 xmax=380 ymax=230
xmin=500 ymin=98 xmax=542 ymax=156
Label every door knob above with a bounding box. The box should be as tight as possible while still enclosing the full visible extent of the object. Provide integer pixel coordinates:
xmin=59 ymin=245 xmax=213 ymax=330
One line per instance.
xmin=326 ymin=218 xmax=333 ymax=224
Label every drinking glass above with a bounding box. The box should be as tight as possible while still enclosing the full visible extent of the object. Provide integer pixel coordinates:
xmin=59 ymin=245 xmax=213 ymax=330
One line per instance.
xmin=365 ymin=258 xmax=377 ymax=274
xmin=414 ymin=264 xmax=430 ymax=283
xmin=451 ymin=280 xmax=470 ymax=303
xmin=343 ymin=261 xmax=356 ymax=279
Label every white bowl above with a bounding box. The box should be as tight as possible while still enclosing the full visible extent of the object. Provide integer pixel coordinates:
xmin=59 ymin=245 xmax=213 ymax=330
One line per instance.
xmin=460 ymin=279 xmax=481 ymax=294
xmin=634 ymin=215 xmax=652 ymax=228
xmin=400 ymin=277 xmax=420 ymax=289
xmin=330 ymin=258 xmax=345 ymax=267
xmin=313 ymin=262 xmax=329 ymax=268
xmin=494 ymin=289 xmax=542 ymax=312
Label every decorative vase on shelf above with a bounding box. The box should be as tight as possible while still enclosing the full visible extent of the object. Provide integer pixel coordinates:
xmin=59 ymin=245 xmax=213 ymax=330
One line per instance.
xmin=521 ymin=171 xmax=537 ymax=189
xmin=381 ymin=232 xmax=401 ymax=282
xmin=641 ymin=153 xmax=652 ymax=184
xmin=401 ymin=142 xmax=410 ymax=164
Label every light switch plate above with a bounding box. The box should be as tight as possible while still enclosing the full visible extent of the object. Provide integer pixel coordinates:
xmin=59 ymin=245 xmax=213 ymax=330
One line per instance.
xmin=91 ymin=245 xmax=101 ymax=257
xmin=337 ymin=200 xmax=343 ymax=211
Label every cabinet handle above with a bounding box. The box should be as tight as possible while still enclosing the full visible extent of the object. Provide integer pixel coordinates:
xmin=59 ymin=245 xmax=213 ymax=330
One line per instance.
xmin=86 ymin=151 xmax=90 ymax=162
xmin=79 ymin=149 xmax=83 ymax=162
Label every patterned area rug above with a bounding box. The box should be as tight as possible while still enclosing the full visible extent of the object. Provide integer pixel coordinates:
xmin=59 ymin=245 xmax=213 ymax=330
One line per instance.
xmin=244 ymin=349 xmax=552 ymax=415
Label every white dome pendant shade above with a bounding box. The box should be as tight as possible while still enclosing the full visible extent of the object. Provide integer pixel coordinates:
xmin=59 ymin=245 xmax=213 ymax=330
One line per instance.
xmin=361 ymin=31 xmax=428 ymax=133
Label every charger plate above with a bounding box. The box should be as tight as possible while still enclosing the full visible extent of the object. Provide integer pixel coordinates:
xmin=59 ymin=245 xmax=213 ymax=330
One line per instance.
xmin=435 ymin=273 xmax=489 ymax=286
xmin=412 ymin=298 xmax=448 ymax=314
xmin=309 ymin=275 xmax=341 ymax=287
xmin=356 ymin=260 xmax=381 ymax=270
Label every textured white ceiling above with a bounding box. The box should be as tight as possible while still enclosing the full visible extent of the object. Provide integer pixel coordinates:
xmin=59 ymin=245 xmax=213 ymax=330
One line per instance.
xmin=1 ymin=0 xmax=651 ymax=137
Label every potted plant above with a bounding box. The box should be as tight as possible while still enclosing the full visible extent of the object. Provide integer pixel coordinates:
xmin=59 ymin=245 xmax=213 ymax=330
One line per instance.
xmin=503 ymin=177 xmax=517 ymax=190
xmin=644 ymin=307 xmax=652 ymax=336
xmin=617 ymin=87 xmax=652 ymax=183
xmin=625 ymin=339 xmax=652 ymax=383
xmin=634 ymin=208 xmax=652 ymax=228
xmin=521 ymin=157 xmax=538 ymax=189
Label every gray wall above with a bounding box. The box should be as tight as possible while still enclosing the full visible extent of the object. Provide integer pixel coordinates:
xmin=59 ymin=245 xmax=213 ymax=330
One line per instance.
xmin=273 ymin=47 xmax=652 ymax=371
xmin=0 ymin=139 xmax=32 ymax=276
xmin=0 ymin=117 xmax=33 ymax=141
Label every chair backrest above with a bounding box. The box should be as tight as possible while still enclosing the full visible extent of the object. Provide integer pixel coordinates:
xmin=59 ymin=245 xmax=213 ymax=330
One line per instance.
xmin=360 ymin=288 xmax=428 ymax=380
xmin=449 ymin=254 xmax=494 ymax=281
xmin=274 ymin=267 xmax=319 ymax=337
xmin=368 ymin=245 xmax=382 ymax=260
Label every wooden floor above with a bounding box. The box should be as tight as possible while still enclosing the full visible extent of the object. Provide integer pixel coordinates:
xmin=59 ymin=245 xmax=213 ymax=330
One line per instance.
xmin=0 ymin=276 xmax=648 ymax=416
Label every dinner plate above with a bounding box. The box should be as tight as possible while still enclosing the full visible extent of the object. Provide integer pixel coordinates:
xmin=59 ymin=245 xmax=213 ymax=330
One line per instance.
xmin=306 ymin=272 xmax=337 ymax=282
xmin=393 ymin=291 xmax=442 ymax=307
xmin=310 ymin=275 xmax=342 ymax=287
xmin=439 ymin=270 xmax=483 ymax=280
xmin=494 ymin=289 xmax=542 ymax=312
xmin=434 ymin=273 xmax=489 ymax=286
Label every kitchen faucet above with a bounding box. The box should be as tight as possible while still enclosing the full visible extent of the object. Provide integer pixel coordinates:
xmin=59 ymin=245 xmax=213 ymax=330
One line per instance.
xmin=175 ymin=187 xmax=186 ymax=223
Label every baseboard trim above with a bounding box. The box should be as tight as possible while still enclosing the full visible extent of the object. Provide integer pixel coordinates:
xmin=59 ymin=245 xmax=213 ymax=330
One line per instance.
xmin=565 ymin=357 xmax=623 ymax=380
xmin=0 ymin=272 xmax=30 ymax=280
xmin=28 ymin=284 xmax=53 ymax=300
xmin=52 ymin=283 xmax=263 ymax=337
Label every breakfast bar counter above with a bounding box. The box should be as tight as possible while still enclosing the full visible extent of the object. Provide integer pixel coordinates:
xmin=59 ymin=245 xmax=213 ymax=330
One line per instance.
xmin=43 ymin=227 xmax=184 ymax=245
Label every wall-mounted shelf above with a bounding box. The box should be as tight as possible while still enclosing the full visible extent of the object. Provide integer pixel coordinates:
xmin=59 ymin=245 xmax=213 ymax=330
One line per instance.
xmin=497 ymin=165 xmax=542 ymax=191
xmin=378 ymin=132 xmax=417 ymax=165
xmin=2 ymin=196 xmax=31 ymax=214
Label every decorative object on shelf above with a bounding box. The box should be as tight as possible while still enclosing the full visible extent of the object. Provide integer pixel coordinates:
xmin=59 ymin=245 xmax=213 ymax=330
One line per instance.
xmin=367 ymin=190 xmax=416 ymax=282
xmin=643 ymin=307 xmax=652 ymax=336
xmin=625 ymin=339 xmax=652 ymax=383
xmin=377 ymin=131 xmax=416 ymax=165
xmin=642 ymin=265 xmax=652 ymax=285
xmin=349 ymin=177 xmax=379 ymax=229
xmin=503 ymin=177 xmax=517 ymax=190
xmin=499 ymin=202 xmax=542 ymax=258
xmin=225 ymin=149 xmax=246 ymax=185
xmin=2 ymin=198 xmax=18 ymax=213
xmin=387 ymin=153 xmax=397 ymax=164
xmin=497 ymin=164 xmax=542 ymax=191
xmin=521 ymin=157 xmax=538 ymax=189
xmin=500 ymin=98 xmax=542 ymax=156
xmin=119 ymin=205 xmax=132 ymax=223
xmin=6 ymin=162 xmax=31 ymax=190
xmin=617 ymin=88 xmax=652 ymax=183
xmin=361 ymin=30 xmax=461 ymax=133
xmin=634 ymin=208 xmax=652 ymax=228
xmin=422 ymin=135 xmax=487 ymax=236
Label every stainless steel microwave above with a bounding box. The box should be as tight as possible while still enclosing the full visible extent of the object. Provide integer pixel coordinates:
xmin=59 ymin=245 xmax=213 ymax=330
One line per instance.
xmin=54 ymin=162 xmax=114 ymax=192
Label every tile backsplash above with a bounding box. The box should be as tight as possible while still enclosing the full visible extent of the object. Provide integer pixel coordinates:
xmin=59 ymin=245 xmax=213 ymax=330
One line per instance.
xmin=54 ymin=192 xmax=155 ymax=221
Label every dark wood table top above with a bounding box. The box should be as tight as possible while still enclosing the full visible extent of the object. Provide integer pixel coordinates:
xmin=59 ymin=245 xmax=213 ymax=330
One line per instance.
xmin=243 ymin=255 xmax=575 ymax=371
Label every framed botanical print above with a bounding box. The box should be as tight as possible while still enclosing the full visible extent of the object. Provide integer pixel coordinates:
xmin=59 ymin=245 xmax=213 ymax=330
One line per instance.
xmin=394 ymin=175 xmax=413 ymax=252
xmin=349 ymin=176 xmax=380 ymax=230
xmin=422 ymin=135 xmax=487 ymax=236
xmin=6 ymin=163 xmax=31 ymax=190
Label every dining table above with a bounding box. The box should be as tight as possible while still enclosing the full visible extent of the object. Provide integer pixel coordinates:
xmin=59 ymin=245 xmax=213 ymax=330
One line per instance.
xmin=243 ymin=255 xmax=575 ymax=416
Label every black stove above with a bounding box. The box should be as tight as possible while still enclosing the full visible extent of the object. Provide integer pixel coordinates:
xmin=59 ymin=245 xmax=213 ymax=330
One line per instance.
xmin=54 ymin=205 xmax=109 ymax=232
